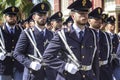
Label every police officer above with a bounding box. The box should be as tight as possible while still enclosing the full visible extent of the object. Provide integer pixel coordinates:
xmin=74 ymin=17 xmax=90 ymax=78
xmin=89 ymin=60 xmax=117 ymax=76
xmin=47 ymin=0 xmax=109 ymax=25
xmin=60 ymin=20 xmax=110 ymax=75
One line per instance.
xmin=43 ymin=0 xmax=99 ymax=80
xmin=100 ymin=14 xmax=108 ymax=31
xmin=13 ymin=2 xmax=56 ymax=80
xmin=49 ymin=11 xmax=63 ymax=32
xmin=63 ymin=16 xmax=74 ymax=29
xmin=0 ymin=6 xmax=23 ymax=80
xmin=88 ymin=7 xmax=113 ymax=80
xmin=45 ymin=17 xmax=52 ymax=30
xmin=106 ymin=16 xmax=119 ymax=80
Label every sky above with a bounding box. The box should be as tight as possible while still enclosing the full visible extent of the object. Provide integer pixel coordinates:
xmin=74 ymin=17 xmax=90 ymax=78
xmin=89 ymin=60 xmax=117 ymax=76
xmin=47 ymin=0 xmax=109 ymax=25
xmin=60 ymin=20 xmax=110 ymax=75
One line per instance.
xmin=49 ymin=0 xmax=54 ymax=10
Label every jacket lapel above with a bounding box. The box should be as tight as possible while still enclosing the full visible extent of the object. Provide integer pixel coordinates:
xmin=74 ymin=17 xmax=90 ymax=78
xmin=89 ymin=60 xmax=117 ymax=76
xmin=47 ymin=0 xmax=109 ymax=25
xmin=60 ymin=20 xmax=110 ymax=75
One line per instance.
xmin=2 ymin=24 xmax=11 ymax=35
xmin=83 ymin=28 xmax=93 ymax=44
xmin=69 ymin=26 xmax=80 ymax=43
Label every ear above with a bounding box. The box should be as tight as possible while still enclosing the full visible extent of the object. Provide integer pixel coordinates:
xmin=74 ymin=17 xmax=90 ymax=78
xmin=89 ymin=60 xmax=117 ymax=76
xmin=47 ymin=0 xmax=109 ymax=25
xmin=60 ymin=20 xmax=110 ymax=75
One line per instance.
xmin=88 ymin=19 xmax=91 ymax=23
xmin=32 ymin=14 xmax=35 ymax=21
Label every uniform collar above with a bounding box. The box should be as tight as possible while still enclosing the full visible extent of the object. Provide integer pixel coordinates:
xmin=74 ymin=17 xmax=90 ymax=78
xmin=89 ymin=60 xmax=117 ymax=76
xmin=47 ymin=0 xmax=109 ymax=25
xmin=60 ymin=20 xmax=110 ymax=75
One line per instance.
xmin=35 ymin=25 xmax=46 ymax=36
xmin=72 ymin=23 xmax=85 ymax=37
xmin=6 ymin=22 xmax=15 ymax=33
xmin=106 ymin=30 xmax=114 ymax=36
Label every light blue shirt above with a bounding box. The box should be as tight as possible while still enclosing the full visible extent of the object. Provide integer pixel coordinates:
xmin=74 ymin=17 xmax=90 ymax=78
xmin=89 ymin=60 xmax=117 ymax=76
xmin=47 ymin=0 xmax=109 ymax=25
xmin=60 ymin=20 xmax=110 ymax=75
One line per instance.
xmin=72 ymin=23 xmax=85 ymax=38
xmin=6 ymin=23 xmax=15 ymax=33
xmin=35 ymin=26 xmax=46 ymax=36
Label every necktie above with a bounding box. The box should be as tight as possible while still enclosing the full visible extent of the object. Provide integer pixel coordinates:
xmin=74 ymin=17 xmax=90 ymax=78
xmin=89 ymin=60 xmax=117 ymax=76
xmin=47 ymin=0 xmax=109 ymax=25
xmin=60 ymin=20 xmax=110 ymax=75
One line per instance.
xmin=97 ymin=32 xmax=99 ymax=42
xmin=79 ymin=31 xmax=83 ymax=42
xmin=10 ymin=28 xmax=14 ymax=35
xmin=41 ymin=31 xmax=45 ymax=41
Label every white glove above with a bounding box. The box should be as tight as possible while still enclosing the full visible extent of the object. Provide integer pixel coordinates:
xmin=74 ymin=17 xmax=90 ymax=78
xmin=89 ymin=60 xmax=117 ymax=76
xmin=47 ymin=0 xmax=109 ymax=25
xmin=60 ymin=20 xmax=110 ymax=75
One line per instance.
xmin=30 ymin=61 xmax=41 ymax=71
xmin=0 ymin=53 xmax=6 ymax=61
xmin=65 ymin=63 xmax=79 ymax=74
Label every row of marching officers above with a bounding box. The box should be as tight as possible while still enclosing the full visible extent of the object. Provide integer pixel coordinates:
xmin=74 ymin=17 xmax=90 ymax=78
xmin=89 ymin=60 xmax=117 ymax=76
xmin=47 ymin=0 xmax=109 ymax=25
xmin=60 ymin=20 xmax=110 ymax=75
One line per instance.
xmin=0 ymin=0 xmax=120 ymax=80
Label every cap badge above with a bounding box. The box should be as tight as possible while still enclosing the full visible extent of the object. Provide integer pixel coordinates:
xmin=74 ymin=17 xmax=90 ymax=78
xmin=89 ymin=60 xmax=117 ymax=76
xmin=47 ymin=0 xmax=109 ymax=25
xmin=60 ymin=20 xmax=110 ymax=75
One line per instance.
xmin=111 ymin=17 xmax=114 ymax=20
xmin=82 ymin=0 xmax=86 ymax=6
xmin=58 ymin=12 xmax=61 ymax=17
xmin=102 ymin=15 xmax=105 ymax=19
xmin=12 ymin=7 xmax=15 ymax=12
xmin=41 ymin=4 xmax=45 ymax=10
xmin=98 ymin=8 xmax=101 ymax=14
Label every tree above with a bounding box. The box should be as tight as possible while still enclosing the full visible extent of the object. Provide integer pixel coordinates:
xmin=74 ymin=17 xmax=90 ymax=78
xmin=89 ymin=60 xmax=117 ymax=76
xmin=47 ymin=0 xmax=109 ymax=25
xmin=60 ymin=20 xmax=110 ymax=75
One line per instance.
xmin=0 ymin=0 xmax=34 ymax=24
xmin=0 ymin=0 xmax=52 ymax=24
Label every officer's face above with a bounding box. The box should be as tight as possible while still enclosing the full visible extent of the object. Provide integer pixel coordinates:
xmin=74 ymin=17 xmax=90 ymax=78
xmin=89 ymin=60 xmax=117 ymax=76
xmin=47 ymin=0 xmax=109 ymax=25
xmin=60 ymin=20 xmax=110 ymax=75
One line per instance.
xmin=51 ymin=20 xmax=62 ymax=30
xmin=100 ymin=22 xmax=107 ymax=30
xmin=5 ymin=14 xmax=17 ymax=26
xmin=67 ymin=21 xmax=73 ymax=28
xmin=33 ymin=13 xmax=47 ymax=26
xmin=88 ymin=18 xmax=102 ymax=29
xmin=72 ymin=11 xmax=88 ymax=25
xmin=29 ymin=21 xmax=35 ymax=28
xmin=106 ymin=23 xmax=115 ymax=32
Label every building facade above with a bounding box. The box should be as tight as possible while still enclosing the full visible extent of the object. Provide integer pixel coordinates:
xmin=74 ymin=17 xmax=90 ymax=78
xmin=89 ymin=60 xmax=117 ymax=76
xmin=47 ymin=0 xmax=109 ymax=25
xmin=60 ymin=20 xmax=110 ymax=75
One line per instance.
xmin=53 ymin=0 xmax=120 ymax=33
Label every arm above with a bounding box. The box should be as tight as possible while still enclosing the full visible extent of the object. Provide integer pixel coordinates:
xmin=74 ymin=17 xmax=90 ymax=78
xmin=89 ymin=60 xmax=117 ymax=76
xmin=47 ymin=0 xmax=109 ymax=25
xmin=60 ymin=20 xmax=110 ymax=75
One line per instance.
xmin=13 ymin=30 xmax=31 ymax=68
xmin=43 ymin=32 xmax=66 ymax=74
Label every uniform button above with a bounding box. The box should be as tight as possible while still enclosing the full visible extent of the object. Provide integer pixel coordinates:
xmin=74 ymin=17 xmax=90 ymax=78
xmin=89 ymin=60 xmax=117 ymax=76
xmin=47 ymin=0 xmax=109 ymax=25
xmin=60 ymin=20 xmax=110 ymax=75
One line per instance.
xmin=64 ymin=72 xmax=67 ymax=75
xmin=12 ymin=46 xmax=14 ymax=48
xmin=12 ymin=59 xmax=14 ymax=61
xmin=12 ymin=40 xmax=14 ymax=42
xmin=83 ymin=75 xmax=85 ymax=78
xmin=99 ymin=57 xmax=101 ymax=60
xmin=44 ymin=67 xmax=46 ymax=70
xmin=81 ymin=45 xmax=84 ymax=48
xmin=82 ymin=56 xmax=84 ymax=59
xmin=90 ymin=46 xmax=93 ymax=48
xmin=93 ymin=73 xmax=95 ymax=76
xmin=30 ymin=70 xmax=32 ymax=73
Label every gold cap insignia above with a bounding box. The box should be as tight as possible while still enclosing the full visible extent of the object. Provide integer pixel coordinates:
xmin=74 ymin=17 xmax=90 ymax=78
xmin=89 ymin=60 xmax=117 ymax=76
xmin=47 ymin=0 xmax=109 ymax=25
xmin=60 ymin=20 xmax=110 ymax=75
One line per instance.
xmin=58 ymin=12 xmax=61 ymax=17
xmin=102 ymin=15 xmax=105 ymax=19
xmin=41 ymin=4 xmax=45 ymax=10
xmin=98 ymin=8 xmax=101 ymax=14
xmin=82 ymin=0 xmax=86 ymax=6
xmin=12 ymin=7 xmax=15 ymax=12
xmin=111 ymin=17 xmax=114 ymax=20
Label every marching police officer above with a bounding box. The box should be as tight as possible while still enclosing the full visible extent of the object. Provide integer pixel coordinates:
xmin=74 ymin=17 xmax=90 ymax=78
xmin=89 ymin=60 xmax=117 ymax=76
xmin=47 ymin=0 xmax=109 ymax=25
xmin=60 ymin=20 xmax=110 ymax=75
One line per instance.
xmin=106 ymin=16 xmax=119 ymax=80
xmin=49 ymin=11 xmax=63 ymax=32
xmin=0 ymin=6 xmax=23 ymax=80
xmin=63 ymin=16 xmax=74 ymax=29
xmin=100 ymin=13 xmax=108 ymax=31
xmin=13 ymin=2 xmax=56 ymax=80
xmin=88 ymin=7 xmax=113 ymax=80
xmin=43 ymin=0 xmax=99 ymax=80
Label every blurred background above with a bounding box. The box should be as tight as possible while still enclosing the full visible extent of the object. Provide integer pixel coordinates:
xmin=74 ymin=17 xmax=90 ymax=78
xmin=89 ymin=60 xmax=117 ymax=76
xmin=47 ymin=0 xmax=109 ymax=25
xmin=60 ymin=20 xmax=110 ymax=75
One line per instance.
xmin=0 ymin=0 xmax=120 ymax=33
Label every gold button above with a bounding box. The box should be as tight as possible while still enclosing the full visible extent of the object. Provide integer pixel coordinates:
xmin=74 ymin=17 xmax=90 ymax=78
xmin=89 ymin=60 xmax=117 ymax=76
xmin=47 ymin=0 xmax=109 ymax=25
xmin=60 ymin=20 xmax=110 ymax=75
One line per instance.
xmin=64 ymin=72 xmax=67 ymax=75
xmin=44 ymin=67 xmax=46 ymax=70
xmin=81 ymin=45 xmax=84 ymax=48
xmin=99 ymin=57 xmax=101 ymax=60
xmin=30 ymin=70 xmax=32 ymax=73
xmin=12 ymin=59 xmax=14 ymax=61
xmin=12 ymin=40 xmax=14 ymax=42
xmin=90 ymin=46 xmax=93 ymax=48
xmin=83 ymin=75 xmax=85 ymax=78
xmin=12 ymin=46 xmax=14 ymax=48
xmin=82 ymin=56 xmax=84 ymax=59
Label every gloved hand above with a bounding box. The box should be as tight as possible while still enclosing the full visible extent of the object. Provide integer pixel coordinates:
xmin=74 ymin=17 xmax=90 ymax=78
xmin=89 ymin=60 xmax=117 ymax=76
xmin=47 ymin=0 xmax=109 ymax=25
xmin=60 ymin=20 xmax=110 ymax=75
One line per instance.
xmin=0 ymin=53 xmax=6 ymax=61
xmin=30 ymin=61 xmax=41 ymax=71
xmin=65 ymin=63 xmax=79 ymax=74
